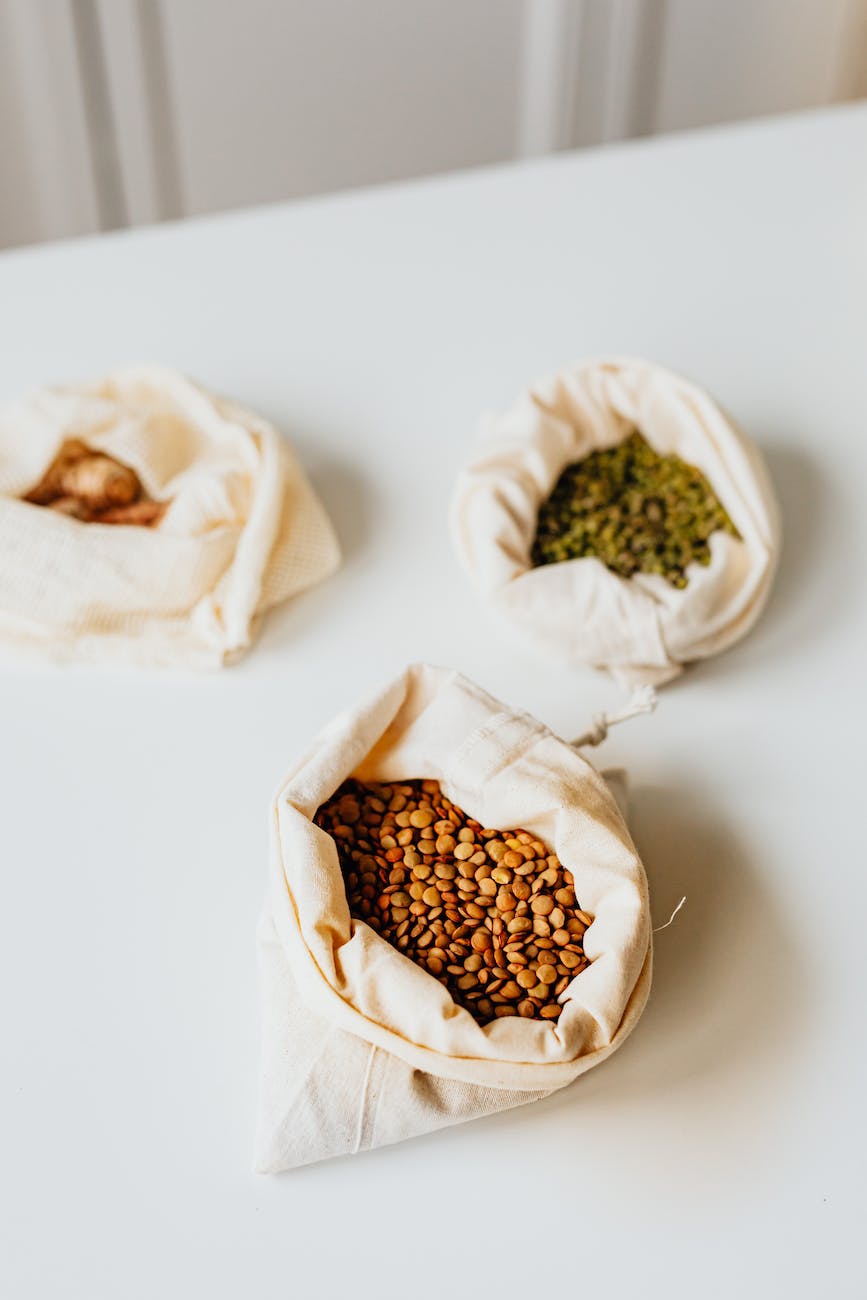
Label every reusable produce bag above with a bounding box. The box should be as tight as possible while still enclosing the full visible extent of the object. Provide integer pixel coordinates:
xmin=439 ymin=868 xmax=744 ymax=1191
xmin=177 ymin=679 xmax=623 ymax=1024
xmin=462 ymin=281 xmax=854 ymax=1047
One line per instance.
xmin=452 ymin=357 xmax=780 ymax=686
xmin=257 ymin=663 xmax=651 ymax=1171
xmin=0 ymin=365 xmax=340 ymax=667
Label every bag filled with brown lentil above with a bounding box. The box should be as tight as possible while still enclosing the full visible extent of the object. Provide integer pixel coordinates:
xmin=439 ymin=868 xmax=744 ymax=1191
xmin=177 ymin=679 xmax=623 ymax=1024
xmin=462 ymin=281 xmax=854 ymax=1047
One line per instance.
xmin=256 ymin=663 xmax=651 ymax=1172
xmin=452 ymin=357 xmax=780 ymax=686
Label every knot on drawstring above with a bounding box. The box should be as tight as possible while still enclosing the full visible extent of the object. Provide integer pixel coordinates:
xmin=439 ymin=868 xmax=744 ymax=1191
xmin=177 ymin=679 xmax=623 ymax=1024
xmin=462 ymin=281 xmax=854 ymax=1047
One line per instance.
xmin=572 ymin=683 xmax=657 ymax=749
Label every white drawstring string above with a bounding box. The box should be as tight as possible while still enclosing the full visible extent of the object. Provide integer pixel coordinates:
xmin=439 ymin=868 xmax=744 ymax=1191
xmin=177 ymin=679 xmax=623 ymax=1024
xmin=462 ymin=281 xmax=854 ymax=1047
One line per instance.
xmin=653 ymin=896 xmax=686 ymax=933
xmin=570 ymin=685 xmax=682 ymax=937
xmin=571 ymin=683 xmax=657 ymax=748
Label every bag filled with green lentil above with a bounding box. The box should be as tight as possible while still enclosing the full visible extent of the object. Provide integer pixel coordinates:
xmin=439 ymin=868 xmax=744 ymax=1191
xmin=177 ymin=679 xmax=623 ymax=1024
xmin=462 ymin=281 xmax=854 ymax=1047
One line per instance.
xmin=256 ymin=663 xmax=651 ymax=1171
xmin=452 ymin=357 xmax=780 ymax=686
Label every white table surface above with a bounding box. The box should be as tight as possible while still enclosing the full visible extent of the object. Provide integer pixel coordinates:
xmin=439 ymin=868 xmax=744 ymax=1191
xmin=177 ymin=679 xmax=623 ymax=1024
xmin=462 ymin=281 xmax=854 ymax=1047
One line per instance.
xmin=1 ymin=105 xmax=865 ymax=1299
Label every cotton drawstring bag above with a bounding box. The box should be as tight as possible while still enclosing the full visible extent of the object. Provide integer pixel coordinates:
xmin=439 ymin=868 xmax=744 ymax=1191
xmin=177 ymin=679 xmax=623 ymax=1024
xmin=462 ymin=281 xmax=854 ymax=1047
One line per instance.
xmin=452 ymin=357 xmax=780 ymax=686
xmin=257 ymin=663 xmax=652 ymax=1172
xmin=0 ymin=365 xmax=340 ymax=667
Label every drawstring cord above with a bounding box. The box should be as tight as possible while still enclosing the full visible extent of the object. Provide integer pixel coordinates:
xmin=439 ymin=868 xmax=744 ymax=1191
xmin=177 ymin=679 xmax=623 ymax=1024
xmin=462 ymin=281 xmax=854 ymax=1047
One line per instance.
xmin=571 ymin=684 xmax=657 ymax=749
xmin=653 ymin=896 xmax=686 ymax=933
xmin=569 ymin=685 xmax=685 ymax=937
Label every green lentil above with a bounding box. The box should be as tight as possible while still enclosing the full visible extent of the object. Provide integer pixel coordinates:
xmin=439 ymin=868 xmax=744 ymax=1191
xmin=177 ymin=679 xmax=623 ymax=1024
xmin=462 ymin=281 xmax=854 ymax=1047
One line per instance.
xmin=531 ymin=430 xmax=739 ymax=588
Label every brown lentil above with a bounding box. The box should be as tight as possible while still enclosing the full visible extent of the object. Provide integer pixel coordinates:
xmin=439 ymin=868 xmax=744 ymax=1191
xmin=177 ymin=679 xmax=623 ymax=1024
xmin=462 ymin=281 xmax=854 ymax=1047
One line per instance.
xmin=315 ymin=778 xmax=593 ymax=1026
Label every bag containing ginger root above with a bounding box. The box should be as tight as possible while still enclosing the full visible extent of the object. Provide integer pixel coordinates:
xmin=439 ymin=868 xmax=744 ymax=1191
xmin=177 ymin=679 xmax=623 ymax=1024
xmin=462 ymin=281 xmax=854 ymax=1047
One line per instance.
xmin=257 ymin=663 xmax=651 ymax=1171
xmin=0 ymin=365 xmax=340 ymax=668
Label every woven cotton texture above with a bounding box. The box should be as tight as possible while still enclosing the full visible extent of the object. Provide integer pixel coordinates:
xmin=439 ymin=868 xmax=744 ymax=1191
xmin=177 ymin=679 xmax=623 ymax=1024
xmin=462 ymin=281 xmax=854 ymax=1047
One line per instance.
xmin=452 ymin=358 xmax=780 ymax=686
xmin=257 ymin=663 xmax=651 ymax=1172
xmin=0 ymin=366 xmax=340 ymax=667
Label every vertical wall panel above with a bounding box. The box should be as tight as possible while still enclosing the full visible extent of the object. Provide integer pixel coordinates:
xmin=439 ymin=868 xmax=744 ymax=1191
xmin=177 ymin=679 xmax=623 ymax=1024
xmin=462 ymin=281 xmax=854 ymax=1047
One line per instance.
xmin=517 ymin=0 xmax=585 ymax=156
xmin=94 ymin=0 xmax=183 ymax=227
xmin=156 ymin=0 xmax=525 ymax=215
xmin=0 ymin=0 xmax=99 ymax=248
xmin=0 ymin=6 xmax=41 ymax=248
xmin=93 ymin=0 xmax=159 ymax=227
xmin=652 ymin=0 xmax=855 ymax=134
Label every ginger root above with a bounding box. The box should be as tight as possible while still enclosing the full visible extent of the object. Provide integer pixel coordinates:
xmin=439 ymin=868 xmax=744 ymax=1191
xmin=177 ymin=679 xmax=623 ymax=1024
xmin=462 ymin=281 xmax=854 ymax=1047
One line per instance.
xmin=23 ymin=439 xmax=91 ymax=506
xmin=96 ymin=499 xmax=168 ymax=527
xmin=48 ymin=496 xmax=94 ymax=521
xmin=22 ymin=438 xmax=167 ymax=528
xmin=58 ymin=454 xmax=139 ymax=510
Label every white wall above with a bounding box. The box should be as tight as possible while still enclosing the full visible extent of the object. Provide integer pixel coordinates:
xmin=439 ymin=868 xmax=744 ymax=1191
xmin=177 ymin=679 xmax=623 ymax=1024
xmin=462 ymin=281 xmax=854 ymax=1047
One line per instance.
xmin=160 ymin=0 xmax=525 ymax=217
xmin=652 ymin=0 xmax=861 ymax=132
xmin=1 ymin=0 xmax=865 ymax=249
xmin=0 ymin=0 xmax=100 ymax=246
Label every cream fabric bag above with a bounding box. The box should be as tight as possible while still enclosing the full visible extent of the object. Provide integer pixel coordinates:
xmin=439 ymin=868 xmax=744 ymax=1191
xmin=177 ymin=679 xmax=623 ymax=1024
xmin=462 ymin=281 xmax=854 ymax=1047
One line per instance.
xmin=452 ymin=357 xmax=780 ymax=686
xmin=257 ymin=663 xmax=651 ymax=1172
xmin=0 ymin=365 xmax=340 ymax=667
